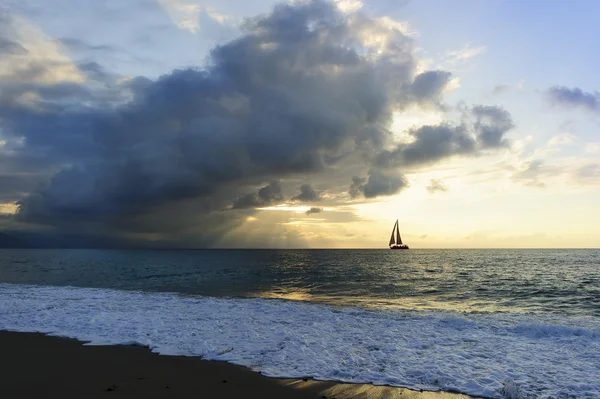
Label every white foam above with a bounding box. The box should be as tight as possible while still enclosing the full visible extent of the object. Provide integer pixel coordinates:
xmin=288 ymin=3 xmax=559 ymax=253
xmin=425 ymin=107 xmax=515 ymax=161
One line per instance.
xmin=1 ymin=283 xmax=599 ymax=398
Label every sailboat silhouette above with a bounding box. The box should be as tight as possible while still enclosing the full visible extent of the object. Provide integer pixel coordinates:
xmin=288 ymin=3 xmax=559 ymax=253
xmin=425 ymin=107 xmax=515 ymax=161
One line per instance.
xmin=389 ymin=219 xmax=409 ymax=250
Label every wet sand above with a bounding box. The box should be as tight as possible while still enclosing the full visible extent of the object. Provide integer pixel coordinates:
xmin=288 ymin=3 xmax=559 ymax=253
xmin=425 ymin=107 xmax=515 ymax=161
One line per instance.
xmin=0 ymin=331 xmax=473 ymax=399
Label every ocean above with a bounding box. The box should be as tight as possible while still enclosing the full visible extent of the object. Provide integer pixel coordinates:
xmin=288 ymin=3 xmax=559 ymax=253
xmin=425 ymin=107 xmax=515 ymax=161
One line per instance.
xmin=1 ymin=249 xmax=599 ymax=398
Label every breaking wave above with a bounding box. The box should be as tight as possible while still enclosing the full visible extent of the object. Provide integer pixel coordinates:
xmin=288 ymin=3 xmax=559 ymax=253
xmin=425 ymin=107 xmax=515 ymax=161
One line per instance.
xmin=1 ymin=283 xmax=599 ymax=398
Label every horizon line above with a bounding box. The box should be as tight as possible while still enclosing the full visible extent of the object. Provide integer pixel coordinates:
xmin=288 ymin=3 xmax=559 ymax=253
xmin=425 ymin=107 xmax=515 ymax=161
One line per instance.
xmin=1 ymin=247 xmax=598 ymax=250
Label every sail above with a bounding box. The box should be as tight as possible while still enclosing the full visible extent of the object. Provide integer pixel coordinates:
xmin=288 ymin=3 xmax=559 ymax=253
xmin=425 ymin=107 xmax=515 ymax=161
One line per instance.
xmin=389 ymin=219 xmax=408 ymax=249
xmin=389 ymin=220 xmax=397 ymax=246
xmin=395 ymin=219 xmax=402 ymax=245
xmin=396 ymin=222 xmax=403 ymax=245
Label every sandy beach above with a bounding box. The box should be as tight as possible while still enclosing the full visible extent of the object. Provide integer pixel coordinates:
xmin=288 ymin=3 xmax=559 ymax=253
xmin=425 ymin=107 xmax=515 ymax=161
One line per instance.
xmin=1 ymin=331 xmax=472 ymax=399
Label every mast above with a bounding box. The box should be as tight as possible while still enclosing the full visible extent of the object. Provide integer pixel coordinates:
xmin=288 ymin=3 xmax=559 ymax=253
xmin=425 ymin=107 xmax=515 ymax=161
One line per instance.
xmin=389 ymin=220 xmax=397 ymax=246
xmin=396 ymin=219 xmax=402 ymax=245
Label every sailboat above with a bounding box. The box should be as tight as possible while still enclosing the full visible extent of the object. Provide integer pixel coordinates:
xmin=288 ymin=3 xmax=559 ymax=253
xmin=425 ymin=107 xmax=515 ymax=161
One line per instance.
xmin=389 ymin=219 xmax=409 ymax=250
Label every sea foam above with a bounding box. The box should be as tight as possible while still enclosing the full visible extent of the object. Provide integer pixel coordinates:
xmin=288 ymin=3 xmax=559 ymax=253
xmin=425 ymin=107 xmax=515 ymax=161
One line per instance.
xmin=1 ymin=283 xmax=599 ymax=399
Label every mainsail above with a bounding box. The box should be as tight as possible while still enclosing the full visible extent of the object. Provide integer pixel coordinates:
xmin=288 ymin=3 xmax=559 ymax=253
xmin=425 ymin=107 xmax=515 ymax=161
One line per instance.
xmin=389 ymin=220 xmax=397 ymax=246
xmin=396 ymin=221 xmax=402 ymax=245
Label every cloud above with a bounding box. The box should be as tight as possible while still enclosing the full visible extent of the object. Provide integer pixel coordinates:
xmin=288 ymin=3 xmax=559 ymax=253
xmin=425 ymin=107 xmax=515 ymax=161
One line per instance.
xmin=375 ymin=105 xmax=513 ymax=168
xmin=443 ymin=44 xmax=486 ymax=65
xmin=472 ymin=105 xmax=513 ymax=148
xmin=492 ymin=84 xmax=510 ymax=95
xmin=334 ymin=0 xmax=364 ymax=13
xmin=348 ymin=176 xmax=367 ymax=199
xmin=0 ymin=14 xmax=85 ymax=85
xmin=58 ymin=37 xmax=116 ymax=53
xmin=585 ymin=142 xmax=600 ymax=154
xmin=512 ymin=160 xmax=545 ymax=187
xmin=231 ymin=181 xmax=284 ymax=209
xmin=6 ymin=1 xmax=424 ymax=220
xmin=376 ymin=124 xmax=474 ymax=168
xmin=546 ymin=86 xmax=600 ymax=112
xmin=350 ymin=169 xmax=408 ymax=198
xmin=492 ymin=80 xmax=524 ymax=95
xmin=157 ymin=0 xmax=223 ymax=33
xmin=508 ymin=156 xmax=600 ymax=189
xmin=410 ymin=70 xmax=452 ymax=104
xmin=0 ymin=38 xmax=27 ymax=55
xmin=0 ymin=172 xmax=43 ymax=203
xmin=292 ymin=184 xmax=321 ymax=202
xmin=576 ymin=163 xmax=600 ymax=184
xmin=511 ymin=159 xmax=556 ymax=188
xmin=426 ymin=179 xmax=447 ymax=193
xmin=0 ymin=0 xmax=515 ymax=247
xmin=547 ymin=133 xmax=575 ymax=148
xmin=305 ymin=207 xmax=322 ymax=215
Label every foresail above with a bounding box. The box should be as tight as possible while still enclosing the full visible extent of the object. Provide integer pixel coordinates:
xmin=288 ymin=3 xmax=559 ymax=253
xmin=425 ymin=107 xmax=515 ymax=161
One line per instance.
xmin=395 ymin=221 xmax=401 ymax=245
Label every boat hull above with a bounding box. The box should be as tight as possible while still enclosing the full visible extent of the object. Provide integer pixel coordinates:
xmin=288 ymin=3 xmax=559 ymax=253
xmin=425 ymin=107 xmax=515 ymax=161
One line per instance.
xmin=390 ymin=245 xmax=409 ymax=250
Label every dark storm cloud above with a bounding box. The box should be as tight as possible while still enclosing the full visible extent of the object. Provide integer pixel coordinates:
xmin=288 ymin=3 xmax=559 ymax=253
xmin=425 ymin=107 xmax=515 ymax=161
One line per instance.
xmin=305 ymin=207 xmax=322 ymax=215
xmin=411 ymin=70 xmax=452 ymax=103
xmin=292 ymin=184 xmax=321 ymax=202
xmin=0 ymin=0 xmax=515 ymax=246
xmin=362 ymin=169 xmax=408 ymax=198
xmin=349 ymin=169 xmax=407 ymax=198
xmin=375 ymin=106 xmax=513 ymax=168
xmin=546 ymin=86 xmax=600 ymax=112
xmin=376 ymin=124 xmax=475 ymax=168
xmin=0 ymin=174 xmax=43 ymax=202
xmin=231 ymin=181 xmax=284 ymax=209
xmin=3 ymin=1 xmax=421 ymax=223
xmin=348 ymin=176 xmax=367 ymax=199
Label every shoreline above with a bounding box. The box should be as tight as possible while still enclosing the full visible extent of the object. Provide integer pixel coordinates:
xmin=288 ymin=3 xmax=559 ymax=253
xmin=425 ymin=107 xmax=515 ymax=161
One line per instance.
xmin=1 ymin=330 xmax=473 ymax=399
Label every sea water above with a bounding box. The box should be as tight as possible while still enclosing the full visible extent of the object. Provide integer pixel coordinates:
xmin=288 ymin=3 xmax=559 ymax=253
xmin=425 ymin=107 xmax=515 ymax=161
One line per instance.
xmin=1 ymin=249 xmax=599 ymax=398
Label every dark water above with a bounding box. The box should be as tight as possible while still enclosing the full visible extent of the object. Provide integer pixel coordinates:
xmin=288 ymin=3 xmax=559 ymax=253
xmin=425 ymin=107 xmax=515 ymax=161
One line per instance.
xmin=1 ymin=248 xmax=598 ymax=316
xmin=2 ymin=248 xmax=600 ymax=398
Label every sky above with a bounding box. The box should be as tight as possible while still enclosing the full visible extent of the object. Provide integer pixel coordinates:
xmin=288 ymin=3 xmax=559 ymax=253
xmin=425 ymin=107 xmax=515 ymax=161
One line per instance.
xmin=0 ymin=0 xmax=599 ymax=248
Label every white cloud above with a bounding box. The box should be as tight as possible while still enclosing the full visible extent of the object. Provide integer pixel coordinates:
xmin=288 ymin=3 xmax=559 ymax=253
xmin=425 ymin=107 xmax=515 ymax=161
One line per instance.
xmin=443 ymin=77 xmax=461 ymax=92
xmin=157 ymin=0 xmax=234 ymax=33
xmin=443 ymin=44 xmax=486 ymax=66
xmin=0 ymin=15 xmax=84 ymax=84
xmin=511 ymin=135 xmax=534 ymax=156
xmin=547 ymin=133 xmax=575 ymax=148
xmin=157 ymin=0 xmax=202 ymax=32
xmin=585 ymin=142 xmax=600 ymax=154
xmin=334 ymin=0 xmax=363 ymax=13
xmin=376 ymin=16 xmax=416 ymax=37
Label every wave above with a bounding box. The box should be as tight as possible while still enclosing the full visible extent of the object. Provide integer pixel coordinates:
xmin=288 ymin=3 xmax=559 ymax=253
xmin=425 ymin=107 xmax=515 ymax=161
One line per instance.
xmin=1 ymin=283 xmax=599 ymax=399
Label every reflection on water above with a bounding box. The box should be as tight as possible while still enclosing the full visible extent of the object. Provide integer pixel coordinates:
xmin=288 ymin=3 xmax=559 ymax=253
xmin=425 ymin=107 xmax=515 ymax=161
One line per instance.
xmin=254 ymin=288 xmax=316 ymax=302
xmin=254 ymin=288 xmax=505 ymax=314
xmin=0 ymin=248 xmax=599 ymax=316
xmin=284 ymin=380 xmax=472 ymax=399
